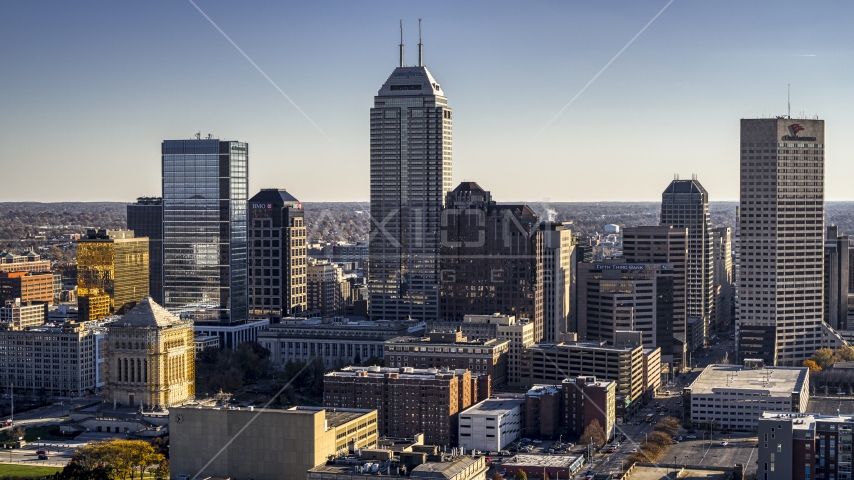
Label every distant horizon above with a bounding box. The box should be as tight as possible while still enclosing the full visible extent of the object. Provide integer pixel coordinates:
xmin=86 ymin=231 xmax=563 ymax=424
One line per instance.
xmin=5 ymin=199 xmax=854 ymax=205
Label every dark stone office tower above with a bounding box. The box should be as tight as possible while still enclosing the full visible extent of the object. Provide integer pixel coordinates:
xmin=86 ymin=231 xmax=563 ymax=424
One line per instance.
xmin=127 ymin=197 xmax=163 ymax=304
xmin=247 ymin=189 xmax=307 ymax=322
xmin=824 ymin=226 xmax=850 ymax=330
xmin=438 ymin=182 xmax=540 ymax=333
xmin=660 ymin=178 xmax=714 ymax=342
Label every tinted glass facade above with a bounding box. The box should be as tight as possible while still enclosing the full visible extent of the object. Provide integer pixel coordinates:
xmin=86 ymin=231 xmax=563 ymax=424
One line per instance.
xmin=162 ymin=139 xmax=248 ymax=324
xmin=127 ymin=197 xmax=164 ymax=304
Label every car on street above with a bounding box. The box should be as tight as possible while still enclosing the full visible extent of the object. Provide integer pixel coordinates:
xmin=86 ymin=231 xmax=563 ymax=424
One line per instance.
xmin=631 ymin=448 xmax=638 ymax=453
xmin=720 ymin=441 xmax=729 ymax=446
xmin=685 ymin=435 xmax=697 ymax=439
xmin=532 ymin=439 xmax=542 ymax=444
xmin=38 ymin=454 xmax=48 ymax=460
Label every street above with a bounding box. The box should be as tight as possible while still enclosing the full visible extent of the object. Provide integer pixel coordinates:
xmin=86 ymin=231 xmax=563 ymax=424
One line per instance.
xmin=572 ymin=333 xmax=745 ymax=478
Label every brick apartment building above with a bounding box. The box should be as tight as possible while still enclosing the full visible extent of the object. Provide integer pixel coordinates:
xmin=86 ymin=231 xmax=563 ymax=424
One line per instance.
xmin=525 ymin=385 xmax=561 ymax=438
xmin=563 ymin=376 xmax=616 ymax=441
xmin=384 ymin=331 xmax=510 ymax=385
xmin=323 ymin=365 xmax=490 ymax=446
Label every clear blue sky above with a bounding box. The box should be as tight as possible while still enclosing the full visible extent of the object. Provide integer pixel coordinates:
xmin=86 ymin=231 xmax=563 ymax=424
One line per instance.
xmin=2 ymin=1 xmax=853 ymax=202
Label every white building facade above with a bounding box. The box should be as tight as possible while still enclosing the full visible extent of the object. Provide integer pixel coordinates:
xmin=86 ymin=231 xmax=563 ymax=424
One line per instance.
xmin=458 ymin=398 xmax=524 ymax=452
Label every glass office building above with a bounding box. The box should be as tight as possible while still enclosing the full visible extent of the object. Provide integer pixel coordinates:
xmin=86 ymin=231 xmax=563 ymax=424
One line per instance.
xmin=162 ymin=139 xmax=248 ymax=325
xmin=127 ymin=197 xmax=164 ymax=305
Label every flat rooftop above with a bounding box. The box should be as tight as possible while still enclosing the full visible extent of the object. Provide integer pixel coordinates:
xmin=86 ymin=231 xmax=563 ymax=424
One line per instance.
xmin=327 ymin=366 xmax=471 ymax=380
xmin=527 ymin=341 xmax=639 ymax=354
xmin=760 ymin=411 xmax=854 ymax=430
xmin=309 ymin=456 xmax=481 ymax=479
xmin=625 ymin=465 xmax=734 ymax=480
xmin=503 ymin=454 xmax=583 ymax=469
xmin=461 ymin=398 xmax=524 ymax=416
xmin=173 ymin=404 xmax=373 ymax=427
xmin=687 ymin=364 xmax=808 ymax=396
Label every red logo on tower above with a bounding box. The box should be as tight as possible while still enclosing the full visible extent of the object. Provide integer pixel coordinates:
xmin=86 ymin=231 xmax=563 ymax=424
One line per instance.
xmin=790 ymin=124 xmax=805 ymax=135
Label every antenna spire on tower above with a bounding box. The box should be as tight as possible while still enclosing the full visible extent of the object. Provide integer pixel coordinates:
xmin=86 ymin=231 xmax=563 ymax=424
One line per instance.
xmin=399 ymin=20 xmax=404 ymax=67
xmin=418 ymin=19 xmax=423 ymax=67
xmin=788 ymin=84 xmax=791 ymax=119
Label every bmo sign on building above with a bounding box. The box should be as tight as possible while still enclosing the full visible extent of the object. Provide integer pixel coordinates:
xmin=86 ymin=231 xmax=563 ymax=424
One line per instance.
xmin=246 ymin=188 xmax=307 ymax=320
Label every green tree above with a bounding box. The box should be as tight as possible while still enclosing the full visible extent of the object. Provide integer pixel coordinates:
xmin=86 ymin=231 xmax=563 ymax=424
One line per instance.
xmin=514 ymin=469 xmax=527 ymax=480
xmin=152 ymin=459 xmax=169 ymax=479
xmin=580 ymin=418 xmax=607 ymax=449
xmin=72 ymin=439 xmax=164 ymax=480
xmin=836 ymin=346 xmax=854 ymax=362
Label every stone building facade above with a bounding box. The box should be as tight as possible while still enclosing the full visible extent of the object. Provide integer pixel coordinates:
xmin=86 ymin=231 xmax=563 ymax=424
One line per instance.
xmin=104 ymin=297 xmax=195 ymax=408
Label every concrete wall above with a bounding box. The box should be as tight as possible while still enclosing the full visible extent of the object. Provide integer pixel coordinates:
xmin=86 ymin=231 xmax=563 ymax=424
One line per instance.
xmin=170 ymin=407 xmax=331 ymax=480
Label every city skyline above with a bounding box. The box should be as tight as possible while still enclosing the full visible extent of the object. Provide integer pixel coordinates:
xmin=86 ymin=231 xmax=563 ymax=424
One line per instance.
xmin=3 ymin=1 xmax=854 ymax=202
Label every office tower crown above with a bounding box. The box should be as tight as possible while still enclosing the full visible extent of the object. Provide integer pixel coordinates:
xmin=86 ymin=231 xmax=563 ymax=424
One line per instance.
xmin=376 ymin=66 xmax=444 ymax=97
xmin=662 ymin=179 xmax=708 ymax=196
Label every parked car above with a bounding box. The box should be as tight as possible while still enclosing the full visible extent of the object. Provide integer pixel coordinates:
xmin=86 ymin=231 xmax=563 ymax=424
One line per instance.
xmin=686 ymin=435 xmax=697 ymax=439
xmin=38 ymin=454 xmax=48 ymax=460
xmin=532 ymin=439 xmax=542 ymax=444
xmin=720 ymin=441 xmax=729 ymax=446
xmin=631 ymin=448 xmax=638 ymax=453
xmin=36 ymin=449 xmax=46 ymax=455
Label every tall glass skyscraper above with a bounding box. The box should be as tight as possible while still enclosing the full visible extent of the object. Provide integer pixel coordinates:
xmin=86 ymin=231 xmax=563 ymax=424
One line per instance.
xmin=368 ymin=59 xmax=453 ymax=321
xmin=161 ymin=138 xmax=248 ymax=325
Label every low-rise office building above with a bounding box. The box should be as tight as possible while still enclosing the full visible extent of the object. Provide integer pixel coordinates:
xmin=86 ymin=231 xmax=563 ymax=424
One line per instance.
xmin=0 ymin=320 xmax=107 ymax=397
xmin=431 ymin=313 xmax=536 ymax=386
xmin=0 ymin=250 xmax=51 ymax=274
xmin=684 ymin=361 xmax=810 ymax=432
xmin=308 ymin=447 xmax=487 ymax=480
xmin=384 ymin=332 xmax=510 ymax=385
xmin=170 ymin=404 xmax=377 ymax=480
xmin=458 ymin=397 xmax=524 ymax=452
xmin=642 ymin=347 xmax=662 ymax=400
xmin=258 ymin=317 xmax=417 ymax=368
xmin=501 ymin=454 xmax=586 ymax=479
xmin=324 ymin=366 xmax=488 ymax=446
xmin=757 ymin=411 xmax=853 ymax=480
xmin=0 ymin=271 xmax=54 ymax=305
xmin=0 ymin=299 xmax=47 ymax=329
xmin=193 ymin=334 xmax=219 ymax=352
xmin=523 ymin=341 xmax=646 ymax=419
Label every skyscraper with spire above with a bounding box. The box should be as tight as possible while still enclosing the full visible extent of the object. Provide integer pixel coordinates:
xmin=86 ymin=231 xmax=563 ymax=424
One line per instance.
xmin=368 ymin=22 xmax=453 ymax=320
